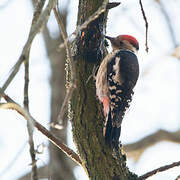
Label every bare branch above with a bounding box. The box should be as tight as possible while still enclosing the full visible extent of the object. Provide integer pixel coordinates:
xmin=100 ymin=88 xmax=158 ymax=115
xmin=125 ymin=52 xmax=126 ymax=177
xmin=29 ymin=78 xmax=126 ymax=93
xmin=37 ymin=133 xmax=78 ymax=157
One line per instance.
xmin=0 ymin=87 xmax=15 ymax=103
xmin=0 ymin=55 xmax=25 ymax=97
xmin=138 ymin=160 xmax=180 ymax=180
xmin=0 ymin=1 xmax=53 ymax=176
xmin=0 ymin=101 xmax=82 ymax=166
xmin=124 ymin=129 xmax=180 ymax=161
xmin=53 ymin=0 xmax=118 ymax=126
xmin=57 ymin=0 xmax=109 ymax=51
xmin=53 ymin=5 xmax=76 ymax=125
xmin=0 ymin=0 xmax=56 ymax=97
xmin=53 ymin=5 xmax=75 ymax=81
xmin=31 ymin=0 xmax=46 ymax=26
xmin=139 ymin=0 xmax=149 ymax=52
xmin=24 ymin=53 xmax=38 ymax=179
xmin=23 ymin=55 xmax=30 ymax=110
xmin=34 ymin=118 xmax=82 ymax=166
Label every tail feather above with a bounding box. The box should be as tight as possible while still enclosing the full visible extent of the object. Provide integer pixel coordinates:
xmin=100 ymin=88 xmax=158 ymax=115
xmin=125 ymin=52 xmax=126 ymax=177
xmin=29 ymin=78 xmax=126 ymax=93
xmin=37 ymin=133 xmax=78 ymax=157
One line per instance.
xmin=105 ymin=112 xmax=121 ymax=149
xmin=104 ymin=88 xmax=134 ymax=149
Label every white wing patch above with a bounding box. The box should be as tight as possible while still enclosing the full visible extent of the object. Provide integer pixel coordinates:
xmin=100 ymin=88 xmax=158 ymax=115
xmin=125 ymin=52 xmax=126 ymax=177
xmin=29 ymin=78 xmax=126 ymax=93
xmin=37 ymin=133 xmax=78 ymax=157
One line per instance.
xmin=112 ymin=57 xmax=123 ymax=84
xmin=96 ymin=50 xmax=120 ymax=102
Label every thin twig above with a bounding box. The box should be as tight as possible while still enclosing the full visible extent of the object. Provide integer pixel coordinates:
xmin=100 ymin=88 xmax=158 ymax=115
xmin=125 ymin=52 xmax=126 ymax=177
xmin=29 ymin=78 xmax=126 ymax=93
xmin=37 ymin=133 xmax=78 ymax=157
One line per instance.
xmin=53 ymin=6 xmax=74 ymax=79
xmin=55 ymin=83 xmax=76 ymax=127
xmin=24 ymin=56 xmax=30 ymax=110
xmin=57 ymin=0 xmax=109 ymax=51
xmin=24 ymin=54 xmax=38 ymax=179
xmin=0 ymin=101 xmax=82 ymax=166
xmin=0 ymin=55 xmax=25 ymax=97
xmin=124 ymin=129 xmax=180 ymax=161
xmin=34 ymin=116 xmax=82 ymax=166
xmin=138 ymin=160 xmax=180 ymax=180
xmin=139 ymin=0 xmax=149 ymax=52
xmin=0 ymin=87 xmax=15 ymax=103
xmin=31 ymin=0 xmax=46 ymax=26
xmin=53 ymin=5 xmax=76 ymax=125
xmin=0 ymin=0 xmax=117 ymax=99
xmin=0 ymin=0 xmax=56 ymax=97
xmin=0 ymin=1 xmax=50 ymax=177
xmin=53 ymin=0 xmax=118 ymax=125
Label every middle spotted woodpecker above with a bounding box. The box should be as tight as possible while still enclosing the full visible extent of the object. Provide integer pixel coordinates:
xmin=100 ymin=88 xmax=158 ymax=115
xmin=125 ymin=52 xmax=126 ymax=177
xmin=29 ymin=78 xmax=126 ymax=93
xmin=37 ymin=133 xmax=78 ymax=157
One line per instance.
xmin=96 ymin=34 xmax=139 ymax=148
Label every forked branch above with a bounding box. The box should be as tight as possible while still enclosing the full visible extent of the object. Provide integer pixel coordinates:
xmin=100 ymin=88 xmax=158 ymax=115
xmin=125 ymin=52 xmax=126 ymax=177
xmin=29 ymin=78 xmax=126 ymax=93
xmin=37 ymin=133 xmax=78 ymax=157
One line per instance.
xmin=0 ymin=93 xmax=82 ymax=166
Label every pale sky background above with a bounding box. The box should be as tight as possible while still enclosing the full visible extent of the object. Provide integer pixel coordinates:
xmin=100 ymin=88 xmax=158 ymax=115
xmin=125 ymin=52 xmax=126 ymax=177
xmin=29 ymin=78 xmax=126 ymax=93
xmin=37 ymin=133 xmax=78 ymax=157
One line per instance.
xmin=0 ymin=0 xmax=180 ymax=179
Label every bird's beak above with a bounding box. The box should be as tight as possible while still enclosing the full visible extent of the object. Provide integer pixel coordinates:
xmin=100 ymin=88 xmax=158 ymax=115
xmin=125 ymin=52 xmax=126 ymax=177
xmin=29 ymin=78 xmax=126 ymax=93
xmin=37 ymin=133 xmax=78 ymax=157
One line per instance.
xmin=105 ymin=35 xmax=115 ymax=42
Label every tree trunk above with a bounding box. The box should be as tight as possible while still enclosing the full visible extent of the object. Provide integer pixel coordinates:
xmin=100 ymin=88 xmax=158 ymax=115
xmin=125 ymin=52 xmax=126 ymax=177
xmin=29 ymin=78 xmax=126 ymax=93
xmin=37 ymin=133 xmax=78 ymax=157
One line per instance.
xmin=71 ymin=0 xmax=138 ymax=179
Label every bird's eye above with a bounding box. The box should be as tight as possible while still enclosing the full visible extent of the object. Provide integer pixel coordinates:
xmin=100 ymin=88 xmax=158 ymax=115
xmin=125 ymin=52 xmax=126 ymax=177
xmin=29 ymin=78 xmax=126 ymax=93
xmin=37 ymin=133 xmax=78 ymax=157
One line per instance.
xmin=119 ymin=41 xmax=123 ymax=45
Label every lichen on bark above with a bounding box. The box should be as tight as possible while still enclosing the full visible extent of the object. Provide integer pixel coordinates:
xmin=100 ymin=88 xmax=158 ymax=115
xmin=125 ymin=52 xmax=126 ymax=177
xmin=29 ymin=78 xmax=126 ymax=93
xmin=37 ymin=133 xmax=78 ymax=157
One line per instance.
xmin=70 ymin=0 xmax=138 ymax=179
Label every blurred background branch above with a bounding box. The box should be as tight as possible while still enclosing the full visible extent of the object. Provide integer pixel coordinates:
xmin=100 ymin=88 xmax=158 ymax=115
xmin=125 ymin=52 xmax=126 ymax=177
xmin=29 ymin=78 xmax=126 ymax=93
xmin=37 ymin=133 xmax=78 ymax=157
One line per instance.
xmin=0 ymin=0 xmax=180 ymax=179
xmin=124 ymin=129 xmax=180 ymax=161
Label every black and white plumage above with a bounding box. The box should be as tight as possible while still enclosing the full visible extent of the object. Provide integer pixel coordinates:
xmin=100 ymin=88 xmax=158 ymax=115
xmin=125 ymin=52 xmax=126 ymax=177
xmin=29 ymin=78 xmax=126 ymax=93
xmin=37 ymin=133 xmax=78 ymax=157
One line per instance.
xmin=96 ymin=35 xmax=139 ymax=148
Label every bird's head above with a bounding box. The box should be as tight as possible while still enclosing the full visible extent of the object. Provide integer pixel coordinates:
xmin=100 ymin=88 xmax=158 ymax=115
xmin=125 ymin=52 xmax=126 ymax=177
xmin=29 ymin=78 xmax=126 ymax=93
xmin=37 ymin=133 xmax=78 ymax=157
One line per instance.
xmin=105 ymin=35 xmax=139 ymax=54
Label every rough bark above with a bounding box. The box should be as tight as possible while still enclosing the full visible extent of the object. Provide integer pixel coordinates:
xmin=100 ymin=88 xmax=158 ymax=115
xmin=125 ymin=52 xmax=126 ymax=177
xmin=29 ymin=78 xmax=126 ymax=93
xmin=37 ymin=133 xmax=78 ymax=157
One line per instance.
xmin=71 ymin=0 xmax=138 ymax=179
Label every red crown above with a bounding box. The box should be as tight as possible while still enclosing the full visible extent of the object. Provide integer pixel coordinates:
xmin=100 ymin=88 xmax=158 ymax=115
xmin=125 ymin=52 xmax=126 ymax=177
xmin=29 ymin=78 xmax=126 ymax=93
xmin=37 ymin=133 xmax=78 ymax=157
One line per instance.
xmin=121 ymin=35 xmax=139 ymax=49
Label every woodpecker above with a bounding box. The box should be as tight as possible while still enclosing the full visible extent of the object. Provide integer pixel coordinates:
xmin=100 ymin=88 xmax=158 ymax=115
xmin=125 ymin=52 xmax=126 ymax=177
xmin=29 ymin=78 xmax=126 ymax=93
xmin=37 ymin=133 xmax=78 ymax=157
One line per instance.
xmin=96 ymin=35 xmax=139 ymax=148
